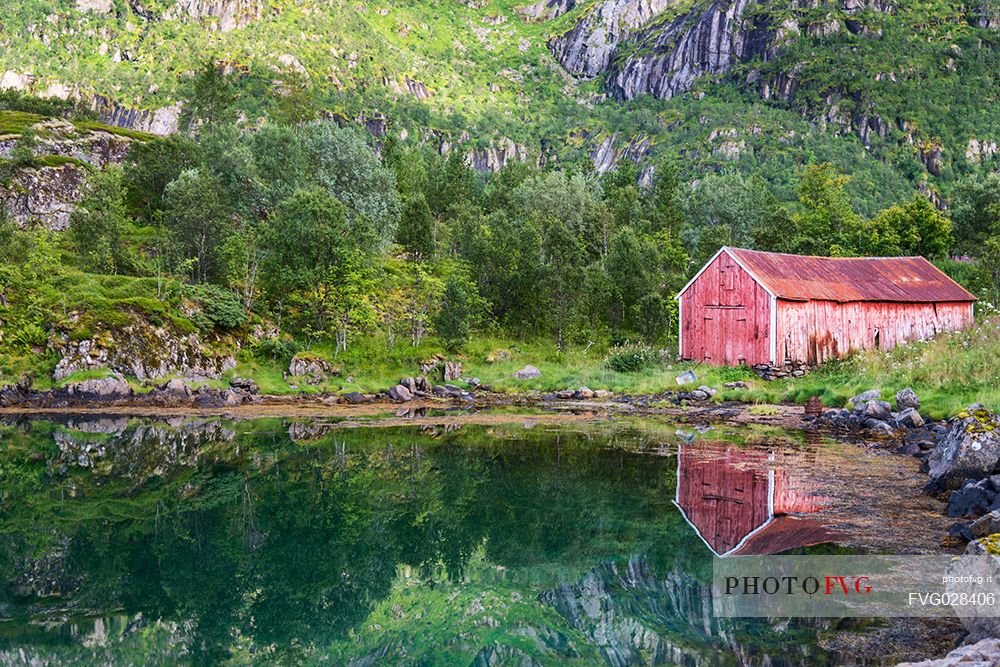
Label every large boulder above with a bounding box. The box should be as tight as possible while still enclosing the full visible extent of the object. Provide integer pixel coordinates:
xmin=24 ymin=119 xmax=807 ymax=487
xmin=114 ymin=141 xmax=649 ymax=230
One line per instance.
xmin=849 ymin=389 xmax=882 ymax=408
xmin=895 ymin=638 xmax=1000 ymax=667
xmin=64 ymin=376 xmax=132 ymax=401
xmin=513 ymin=365 xmax=542 ymax=380
xmin=895 ymin=407 xmax=925 ymax=429
xmin=896 ymin=387 xmax=920 ymax=411
xmin=860 ymin=399 xmax=893 ymax=421
xmin=288 ymin=354 xmax=337 ymax=384
xmin=971 ymin=511 xmax=1000 ymax=540
xmin=946 ymin=478 xmax=999 ymax=518
xmin=388 ymin=384 xmax=413 ymax=402
xmin=928 ymin=406 xmax=1000 ymax=491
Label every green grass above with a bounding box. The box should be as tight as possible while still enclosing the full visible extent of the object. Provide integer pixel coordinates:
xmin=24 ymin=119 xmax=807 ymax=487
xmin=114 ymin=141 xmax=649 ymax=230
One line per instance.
xmin=72 ymin=120 xmax=157 ymax=141
xmin=0 ymin=110 xmax=45 ymax=135
xmin=222 ymin=319 xmax=1000 ymax=420
xmin=728 ymin=317 xmax=1000 ymax=419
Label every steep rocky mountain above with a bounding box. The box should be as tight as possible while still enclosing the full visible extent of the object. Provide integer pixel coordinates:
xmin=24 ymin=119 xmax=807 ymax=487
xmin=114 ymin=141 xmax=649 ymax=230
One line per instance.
xmin=0 ymin=0 xmax=997 ymax=207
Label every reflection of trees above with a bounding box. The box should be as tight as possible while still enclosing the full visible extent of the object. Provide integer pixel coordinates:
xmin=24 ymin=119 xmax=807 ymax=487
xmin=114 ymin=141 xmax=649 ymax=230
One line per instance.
xmin=0 ymin=422 xmax=685 ymax=661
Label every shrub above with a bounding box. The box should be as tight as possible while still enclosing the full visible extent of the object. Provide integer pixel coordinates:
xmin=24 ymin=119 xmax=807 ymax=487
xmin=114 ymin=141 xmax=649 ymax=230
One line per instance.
xmin=192 ymin=285 xmax=246 ymax=329
xmin=604 ymin=341 xmax=659 ymax=373
xmin=254 ymin=337 xmax=302 ymax=363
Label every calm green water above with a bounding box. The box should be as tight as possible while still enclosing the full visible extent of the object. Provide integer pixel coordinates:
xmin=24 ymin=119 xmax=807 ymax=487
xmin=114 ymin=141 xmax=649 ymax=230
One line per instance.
xmin=0 ymin=414 xmax=865 ymax=665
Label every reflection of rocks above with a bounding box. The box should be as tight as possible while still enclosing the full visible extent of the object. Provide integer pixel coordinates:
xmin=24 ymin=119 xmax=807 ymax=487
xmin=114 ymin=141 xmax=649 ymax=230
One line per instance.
xmin=10 ymin=538 xmax=81 ymax=599
xmin=49 ymin=418 xmax=237 ymax=477
xmin=541 ymin=556 xmax=722 ymax=666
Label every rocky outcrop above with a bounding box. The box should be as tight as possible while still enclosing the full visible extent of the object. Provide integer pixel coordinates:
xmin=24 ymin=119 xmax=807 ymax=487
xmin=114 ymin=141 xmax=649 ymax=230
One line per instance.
xmin=607 ymin=0 xmax=770 ymax=101
xmin=127 ymin=0 xmax=264 ymax=31
xmin=89 ymin=95 xmax=181 ymax=136
xmin=927 ymin=406 xmax=1000 ymax=492
xmin=467 ymin=137 xmax=530 ymax=172
xmin=895 ymin=638 xmax=1000 ymax=667
xmin=288 ymin=354 xmax=338 ymax=384
xmin=51 ymin=323 xmax=237 ymax=382
xmin=589 ymin=132 xmax=652 ymax=174
xmin=0 ymin=164 xmax=85 ymax=230
xmin=968 ymin=0 xmax=1000 ymax=29
xmin=516 ymin=0 xmax=577 ymax=22
xmin=550 ymin=0 xmax=675 ymax=78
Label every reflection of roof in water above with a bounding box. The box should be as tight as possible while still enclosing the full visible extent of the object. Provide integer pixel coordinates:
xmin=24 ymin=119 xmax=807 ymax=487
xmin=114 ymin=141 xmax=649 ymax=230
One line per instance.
xmin=674 ymin=442 xmax=842 ymax=557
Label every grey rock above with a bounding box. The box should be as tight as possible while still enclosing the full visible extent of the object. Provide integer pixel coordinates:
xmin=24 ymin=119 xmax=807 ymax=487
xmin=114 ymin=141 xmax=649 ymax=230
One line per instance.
xmin=555 ymin=390 xmax=575 ymax=399
xmin=970 ymin=510 xmax=1000 ymax=540
xmin=388 ymin=384 xmax=413 ymax=402
xmin=675 ymin=370 xmax=697 ymax=385
xmin=850 ymin=389 xmax=882 ymax=408
xmin=928 ymin=407 xmax=1000 ymax=491
xmin=65 ymin=376 xmax=132 ymax=400
xmin=341 ymin=391 xmax=371 ymax=405
xmin=575 ymin=386 xmax=595 ymax=399
xmin=515 ymin=0 xmax=577 ymax=22
xmin=607 ymin=0 xmax=771 ymax=101
xmin=288 ymin=354 xmax=335 ymax=381
xmin=895 ymin=637 xmax=1000 ymax=667
xmin=513 ymin=365 xmax=542 ymax=380
xmin=443 ymin=361 xmax=463 ymax=382
xmin=696 ymin=385 xmax=717 ymax=398
xmin=160 ymin=378 xmax=192 ymax=396
xmin=229 ymin=377 xmax=258 ymax=394
xmin=399 ymin=376 xmax=431 ymax=395
xmin=550 ymin=0 xmax=675 ymax=78
xmin=861 ymin=399 xmax=893 ymax=420
xmin=896 ymin=387 xmax=920 ymax=411
xmin=689 ymin=390 xmax=709 ymax=401
xmin=863 ymin=418 xmax=894 ymax=434
xmin=947 ymin=479 xmax=999 ymax=518
xmin=53 ymin=324 xmax=235 ymax=382
xmin=895 ymin=407 xmax=925 ymax=429
xmin=723 ymin=381 xmax=748 ymax=389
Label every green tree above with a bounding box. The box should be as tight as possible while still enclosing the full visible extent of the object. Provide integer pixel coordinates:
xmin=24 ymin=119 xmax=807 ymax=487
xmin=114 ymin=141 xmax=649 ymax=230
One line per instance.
xmin=980 ymin=237 xmax=1000 ymax=307
xmin=163 ymin=168 xmax=229 ymax=283
xmin=456 ymin=211 xmax=544 ymax=330
xmin=270 ymin=71 xmax=317 ymax=126
xmin=397 ymin=194 xmax=435 ymax=260
xmin=434 ymin=272 xmax=474 ymax=352
xmin=260 ymin=187 xmax=352 ymax=332
xmin=427 ymin=150 xmax=477 ymax=218
xmin=788 ymin=164 xmax=862 ymax=256
xmin=70 ymin=166 xmax=134 ymax=274
xmin=951 ymin=173 xmax=1000 ymax=256
xmin=543 ymin=218 xmax=586 ymax=350
xmin=124 ymin=134 xmax=201 ymax=224
xmin=183 ymin=62 xmax=238 ymax=129
xmin=301 ymin=122 xmax=401 ymax=250
xmin=860 ymin=195 xmax=951 ymax=258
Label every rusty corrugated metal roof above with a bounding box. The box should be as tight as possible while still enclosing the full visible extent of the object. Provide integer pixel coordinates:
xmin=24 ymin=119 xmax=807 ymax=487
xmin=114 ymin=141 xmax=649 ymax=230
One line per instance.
xmin=726 ymin=247 xmax=977 ymax=303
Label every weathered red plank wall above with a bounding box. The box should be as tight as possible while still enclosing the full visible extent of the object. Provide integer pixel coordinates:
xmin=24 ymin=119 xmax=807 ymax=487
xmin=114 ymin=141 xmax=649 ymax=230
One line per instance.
xmin=680 ymin=252 xmax=771 ymax=365
xmin=775 ymin=300 xmax=973 ymax=365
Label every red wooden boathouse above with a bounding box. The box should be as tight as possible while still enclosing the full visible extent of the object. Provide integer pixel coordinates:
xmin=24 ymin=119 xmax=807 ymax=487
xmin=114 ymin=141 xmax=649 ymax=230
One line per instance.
xmin=677 ymin=247 xmax=976 ymax=367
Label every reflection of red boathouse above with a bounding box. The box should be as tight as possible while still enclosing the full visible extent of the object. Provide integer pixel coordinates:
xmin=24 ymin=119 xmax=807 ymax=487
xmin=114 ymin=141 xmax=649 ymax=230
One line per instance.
xmin=675 ymin=443 xmax=840 ymax=557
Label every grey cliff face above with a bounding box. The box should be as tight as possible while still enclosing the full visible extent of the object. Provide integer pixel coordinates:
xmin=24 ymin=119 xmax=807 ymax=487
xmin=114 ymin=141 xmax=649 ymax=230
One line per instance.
xmin=129 ymin=0 xmax=263 ymax=31
xmin=607 ymin=0 xmax=769 ymax=101
xmin=549 ymin=0 xmax=676 ymax=78
xmin=516 ymin=0 xmax=578 ymax=22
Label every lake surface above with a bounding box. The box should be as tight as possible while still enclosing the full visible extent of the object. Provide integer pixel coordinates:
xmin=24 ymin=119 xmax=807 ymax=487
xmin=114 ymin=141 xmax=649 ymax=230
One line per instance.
xmin=0 ymin=412 xmax=950 ymax=665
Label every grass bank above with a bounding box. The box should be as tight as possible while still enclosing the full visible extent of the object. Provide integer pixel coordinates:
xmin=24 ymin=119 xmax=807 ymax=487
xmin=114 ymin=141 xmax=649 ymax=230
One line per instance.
xmin=230 ymin=318 xmax=999 ymax=420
